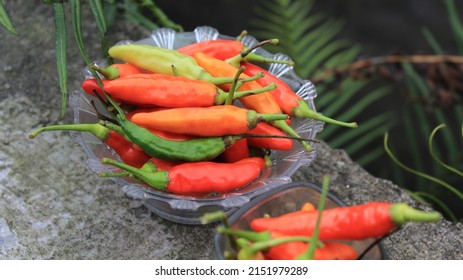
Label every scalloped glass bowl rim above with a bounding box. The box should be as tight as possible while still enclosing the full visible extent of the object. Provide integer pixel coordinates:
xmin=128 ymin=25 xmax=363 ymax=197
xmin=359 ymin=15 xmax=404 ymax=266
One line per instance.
xmin=71 ymin=26 xmax=323 ymax=208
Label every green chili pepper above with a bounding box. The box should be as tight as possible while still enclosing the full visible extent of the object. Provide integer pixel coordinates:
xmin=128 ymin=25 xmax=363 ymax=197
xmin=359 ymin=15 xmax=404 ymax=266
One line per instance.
xmin=103 ymin=91 xmax=240 ymax=162
xmin=108 ymin=43 xmax=238 ymax=84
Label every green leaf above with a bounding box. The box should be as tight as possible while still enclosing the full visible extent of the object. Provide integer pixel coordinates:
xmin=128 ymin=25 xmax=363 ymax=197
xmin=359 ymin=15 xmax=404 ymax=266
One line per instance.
xmin=89 ymin=0 xmax=111 ymax=63
xmin=52 ymin=2 xmax=68 ymax=118
xmin=120 ymin=0 xmax=159 ymax=31
xmin=0 ymin=1 xmax=17 ymax=35
xmin=89 ymin=0 xmax=107 ymax=33
xmin=421 ymin=26 xmax=444 ymax=54
xmin=328 ymin=111 xmax=393 ymax=149
xmin=444 ymin=0 xmax=463 ymax=53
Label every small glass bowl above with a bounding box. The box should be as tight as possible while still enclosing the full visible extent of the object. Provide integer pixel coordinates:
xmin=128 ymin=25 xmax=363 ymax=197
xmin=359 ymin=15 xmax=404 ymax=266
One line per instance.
xmin=69 ymin=26 xmax=324 ymax=224
xmin=214 ymin=182 xmax=385 ymax=260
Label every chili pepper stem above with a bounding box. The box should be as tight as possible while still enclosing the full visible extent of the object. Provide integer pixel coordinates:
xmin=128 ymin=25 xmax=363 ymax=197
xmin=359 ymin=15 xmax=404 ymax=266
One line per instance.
xmin=225 ymin=66 xmax=245 ymax=105
xmin=238 ymin=236 xmax=321 ymax=260
xmin=272 ymin=120 xmax=313 ymax=152
xmin=390 ymin=203 xmax=441 ymax=225
xmin=29 ymin=123 xmax=109 ymax=140
xmin=101 ymin=157 xmax=169 ymax=191
xmin=99 ymin=171 xmax=132 ymax=178
xmin=200 ymin=211 xmax=230 ymax=225
xmin=293 ymin=100 xmax=358 ymax=128
xmin=91 ymin=63 xmax=119 ymax=80
xmin=296 ymin=174 xmax=331 ymax=260
xmin=217 ymin=226 xmax=272 ymax=242
xmin=218 ymin=79 xmax=276 ymax=105
xmin=226 ymin=38 xmax=295 ymax=67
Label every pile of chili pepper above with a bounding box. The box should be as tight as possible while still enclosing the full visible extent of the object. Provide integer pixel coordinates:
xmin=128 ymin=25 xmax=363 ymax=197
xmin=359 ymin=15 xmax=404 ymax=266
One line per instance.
xmin=29 ymin=32 xmax=359 ymax=196
xmin=204 ymin=200 xmax=441 ymax=260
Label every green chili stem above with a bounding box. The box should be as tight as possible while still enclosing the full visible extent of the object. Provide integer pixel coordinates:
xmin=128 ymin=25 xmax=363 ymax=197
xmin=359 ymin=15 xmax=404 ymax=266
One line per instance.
xmin=200 ymin=211 xmax=229 ymax=225
xmin=225 ymin=66 xmax=246 ymax=105
xmin=99 ymin=171 xmax=132 ymax=178
xmin=91 ymin=64 xmax=119 ymax=80
xmin=29 ymin=123 xmax=109 ymax=140
xmin=217 ymin=227 xmax=272 ymax=242
xmin=227 ymin=38 xmax=294 ymax=67
xmin=239 ymin=236 xmax=321 ymax=260
xmin=293 ymin=100 xmax=358 ymax=128
xmin=101 ymin=157 xmax=169 ymax=191
xmin=389 ymin=203 xmax=441 ymax=225
xmin=236 ymin=30 xmax=247 ymax=42
xmin=218 ymin=82 xmax=276 ymax=105
xmin=296 ymin=175 xmax=331 ymax=260
xmin=273 ymin=120 xmax=313 ymax=152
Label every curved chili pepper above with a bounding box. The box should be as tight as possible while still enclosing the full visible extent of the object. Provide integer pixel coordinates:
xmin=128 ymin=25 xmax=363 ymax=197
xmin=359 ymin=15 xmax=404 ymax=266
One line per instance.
xmin=92 ymin=63 xmax=142 ymax=80
xmin=250 ymin=202 xmax=441 ymax=240
xmin=101 ymin=73 xmax=275 ymax=108
xmin=193 ymin=52 xmax=312 ymax=152
xmin=101 ymin=157 xmax=266 ymax=195
xmin=28 ymin=123 xmax=151 ymax=168
xmin=242 ymin=62 xmax=358 ymax=128
xmin=129 ymin=105 xmax=288 ymax=137
xmin=108 ymin=44 xmax=238 ymax=85
xmin=246 ymin=122 xmax=293 ymax=151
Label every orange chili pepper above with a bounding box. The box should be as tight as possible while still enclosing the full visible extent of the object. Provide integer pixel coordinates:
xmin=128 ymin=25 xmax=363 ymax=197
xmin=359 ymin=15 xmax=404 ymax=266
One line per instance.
xmin=177 ymin=40 xmax=244 ymax=60
xmin=242 ymin=62 xmax=358 ymax=128
xmin=129 ymin=105 xmax=288 ymax=137
xmin=193 ymin=52 xmax=312 ymax=151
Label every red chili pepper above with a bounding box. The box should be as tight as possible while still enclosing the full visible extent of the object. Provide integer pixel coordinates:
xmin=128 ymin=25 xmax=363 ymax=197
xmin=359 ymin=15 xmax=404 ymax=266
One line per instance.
xmin=149 ymin=158 xmax=178 ymax=171
xmin=101 ymin=157 xmax=266 ymax=195
xmin=129 ymin=105 xmax=288 ymax=137
xmin=250 ymin=202 xmax=441 ymax=240
xmin=177 ymin=40 xmax=244 ymax=60
xmin=177 ymin=39 xmax=294 ymax=66
xmin=219 ymin=139 xmax=251 ymax=163
xmin=81 ymin=78 xmax=109 ymax=99
xmin=92 ymin=63 xmax=142 ymax=80
xmin=242 ymin=62 xmax=358 ymax=128
xmin=263 ymin=232 xmax=358 ymax=260
xmin=193 ymin=52 xmax=312 ymax=152
xmin=29 ymin=123 xmax=151 ymax=168
xmin=246 ymin=122 xmax=293 ymax=151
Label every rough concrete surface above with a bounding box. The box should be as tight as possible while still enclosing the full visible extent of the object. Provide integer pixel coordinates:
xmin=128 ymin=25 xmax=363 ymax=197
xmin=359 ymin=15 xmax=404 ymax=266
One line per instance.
xmin=1 ymin=1 xmax=462 ymax=260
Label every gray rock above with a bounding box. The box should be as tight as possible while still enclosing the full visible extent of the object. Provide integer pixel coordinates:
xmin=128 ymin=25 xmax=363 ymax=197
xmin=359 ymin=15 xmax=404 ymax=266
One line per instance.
xmin=1 ymin=1 xmax=462 ymax=260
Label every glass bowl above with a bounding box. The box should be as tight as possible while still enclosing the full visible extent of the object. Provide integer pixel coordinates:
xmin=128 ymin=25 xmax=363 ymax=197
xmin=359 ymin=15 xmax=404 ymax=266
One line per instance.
xmin=69 ymin=26 xmax=324 ymax=224
xmin=214 ymin=182 xmax=385 ymax=260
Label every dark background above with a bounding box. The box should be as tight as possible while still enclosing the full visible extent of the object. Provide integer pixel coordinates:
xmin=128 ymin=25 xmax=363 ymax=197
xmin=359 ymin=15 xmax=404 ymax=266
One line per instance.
xmin=154 ymin=0 xmax=461 ymax=56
